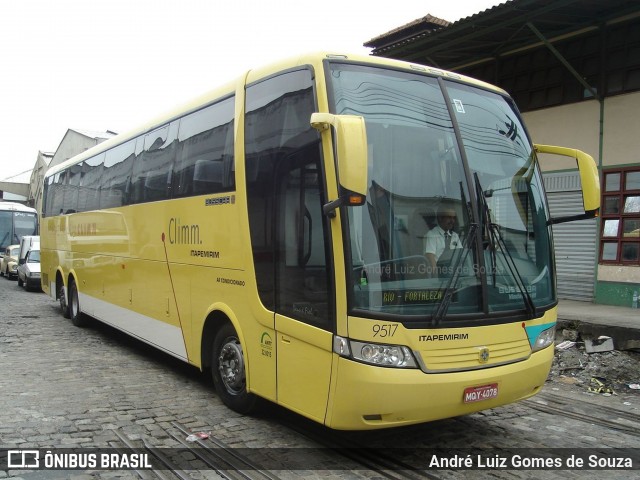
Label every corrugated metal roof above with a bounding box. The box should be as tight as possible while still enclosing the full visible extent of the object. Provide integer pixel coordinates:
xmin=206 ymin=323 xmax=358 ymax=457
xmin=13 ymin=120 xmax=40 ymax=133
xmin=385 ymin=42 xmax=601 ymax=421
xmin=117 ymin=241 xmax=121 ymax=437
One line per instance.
xmin=445 ymin=0 xmax=513 ymax=27
xmin=365 ymin=14 xmax=450 ymax=46
xmin=71 ymin=128 xmax=117 ymax=141
xmin=366 ymin=0 xmax=640 ymax=70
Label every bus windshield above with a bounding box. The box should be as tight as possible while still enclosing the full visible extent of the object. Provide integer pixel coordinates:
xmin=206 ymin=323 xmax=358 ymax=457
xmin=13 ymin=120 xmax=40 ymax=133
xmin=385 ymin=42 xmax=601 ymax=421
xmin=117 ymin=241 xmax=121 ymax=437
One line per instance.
xmin=0 ymin=210 xmax=38 ymax=250
xmin=328 ymin=63 xmax=554 ymax=321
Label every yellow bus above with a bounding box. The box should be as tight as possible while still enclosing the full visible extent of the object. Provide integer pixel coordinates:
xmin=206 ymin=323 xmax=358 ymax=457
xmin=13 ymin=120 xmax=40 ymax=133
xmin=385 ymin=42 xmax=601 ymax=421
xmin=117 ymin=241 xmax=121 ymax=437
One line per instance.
xmin=41 ymin=53 xmax=599 ymax=430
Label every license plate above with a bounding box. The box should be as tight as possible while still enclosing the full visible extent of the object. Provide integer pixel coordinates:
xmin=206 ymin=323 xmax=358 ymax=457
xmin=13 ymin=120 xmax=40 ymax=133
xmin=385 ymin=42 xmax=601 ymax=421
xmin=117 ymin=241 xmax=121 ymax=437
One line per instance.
xmin=463 ymin=383 xmax=498 ymax=403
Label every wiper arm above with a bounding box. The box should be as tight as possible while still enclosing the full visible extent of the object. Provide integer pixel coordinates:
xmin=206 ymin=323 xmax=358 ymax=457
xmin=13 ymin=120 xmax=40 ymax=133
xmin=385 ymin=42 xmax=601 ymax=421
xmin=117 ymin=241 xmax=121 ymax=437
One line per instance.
xmin=432 ymin=223 xmax=477 ymax=326
xmin=489 ymin=222 xmax=537 ymax=318
xmin=474 ymin=173 xmax=536 ymax=319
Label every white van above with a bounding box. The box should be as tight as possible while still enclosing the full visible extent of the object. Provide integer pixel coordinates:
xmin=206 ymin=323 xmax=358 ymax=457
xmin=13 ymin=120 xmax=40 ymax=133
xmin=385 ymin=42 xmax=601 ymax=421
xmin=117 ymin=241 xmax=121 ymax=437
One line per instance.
xmin=18 ymin=235 xmax=40 ymax=267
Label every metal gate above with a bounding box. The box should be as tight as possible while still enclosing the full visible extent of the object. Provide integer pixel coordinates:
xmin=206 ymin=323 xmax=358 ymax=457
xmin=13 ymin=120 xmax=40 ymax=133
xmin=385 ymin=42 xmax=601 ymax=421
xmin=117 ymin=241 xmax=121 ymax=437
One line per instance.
xmin=544 ymin=172 xmax=597 ymax=301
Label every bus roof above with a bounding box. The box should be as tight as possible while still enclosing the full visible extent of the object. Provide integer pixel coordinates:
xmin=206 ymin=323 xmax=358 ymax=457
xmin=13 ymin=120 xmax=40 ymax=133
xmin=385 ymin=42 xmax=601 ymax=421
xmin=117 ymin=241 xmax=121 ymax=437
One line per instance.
xmin=0 ymin=201 xmax=37 ymax=213
xmin=45 ymin=52 xmax=508 ymax=178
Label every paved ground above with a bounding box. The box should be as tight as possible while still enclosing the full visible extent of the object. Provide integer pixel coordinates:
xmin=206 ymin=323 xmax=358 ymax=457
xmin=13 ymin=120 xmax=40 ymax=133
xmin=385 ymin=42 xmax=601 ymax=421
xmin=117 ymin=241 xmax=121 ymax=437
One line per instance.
xmin=0 ymin=277 xmax=638 ymax=479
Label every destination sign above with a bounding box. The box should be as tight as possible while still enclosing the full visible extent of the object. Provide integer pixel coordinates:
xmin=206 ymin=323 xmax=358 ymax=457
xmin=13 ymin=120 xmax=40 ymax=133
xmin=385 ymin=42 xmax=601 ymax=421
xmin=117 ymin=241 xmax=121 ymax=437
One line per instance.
xmin=381 ymin=289 xmax=444 ymax=306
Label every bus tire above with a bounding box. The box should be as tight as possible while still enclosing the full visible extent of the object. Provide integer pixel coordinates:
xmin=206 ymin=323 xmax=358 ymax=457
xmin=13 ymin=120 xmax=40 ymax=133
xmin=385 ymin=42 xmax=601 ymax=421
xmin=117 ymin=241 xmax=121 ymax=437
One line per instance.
xmin=69 ymin=280 xmax=88 ymax=327
xmin=211 ymin=323 xmax=258 ymax=414
xmin=59 ymin=282 xmax=70 ymax=318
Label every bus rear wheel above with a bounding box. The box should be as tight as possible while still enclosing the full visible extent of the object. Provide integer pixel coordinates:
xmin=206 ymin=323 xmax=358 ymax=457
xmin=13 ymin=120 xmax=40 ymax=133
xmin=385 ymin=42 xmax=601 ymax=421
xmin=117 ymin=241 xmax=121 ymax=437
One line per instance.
xmin=69 ymin=280 xmax=88 ymax=327
xmin=59 ymin=282 xmax=70 ymax=318
xmin=211 ymin=323 xmax=258 ymax=414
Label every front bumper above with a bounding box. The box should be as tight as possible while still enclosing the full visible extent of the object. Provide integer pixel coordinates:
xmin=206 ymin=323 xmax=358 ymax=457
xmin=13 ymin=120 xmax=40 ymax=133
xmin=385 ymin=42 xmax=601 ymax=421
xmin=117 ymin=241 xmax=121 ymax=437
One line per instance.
xmin=325 ymin=345 xmax=553 ymax=430
xmin=26 ymin=276 xmax=42 ymax=290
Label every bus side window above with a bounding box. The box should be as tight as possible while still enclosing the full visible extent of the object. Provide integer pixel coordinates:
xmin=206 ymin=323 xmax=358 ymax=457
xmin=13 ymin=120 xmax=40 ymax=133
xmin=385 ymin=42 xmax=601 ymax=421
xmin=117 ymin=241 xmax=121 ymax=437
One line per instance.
xmin=48 ymin=172 xmax=65 ymax=217
xmin=193 ymin=159 xmax=223 ymax=194
xmin=78 ymin=154 xmax=105 ymax=212
xmin=101 ymin=139 xmax=136 ymax=209
xmin=173 ymin=96 xmax=235 ymax=198
xmin=62 ymin=164 xmax=81 ymax=214
xmin=130 ymin=122 xmax=179 ymax=204
xmin=42 ymin=175 xmax=53 ymax=217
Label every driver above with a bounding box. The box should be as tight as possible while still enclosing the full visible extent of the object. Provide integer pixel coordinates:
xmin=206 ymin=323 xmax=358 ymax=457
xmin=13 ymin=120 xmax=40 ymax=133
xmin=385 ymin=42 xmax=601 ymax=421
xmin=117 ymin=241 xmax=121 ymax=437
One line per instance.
xmin=424 ymin=204 xmax=461 ymax=277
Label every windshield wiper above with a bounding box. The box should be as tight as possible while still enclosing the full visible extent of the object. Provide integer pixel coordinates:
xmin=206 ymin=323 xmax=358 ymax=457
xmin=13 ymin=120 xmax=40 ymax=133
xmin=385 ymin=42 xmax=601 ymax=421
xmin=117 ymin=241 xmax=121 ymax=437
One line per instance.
xmin=474 ymin=173 xmax=536 ymax=319
xmin=432 ymin=223 xmax=477 ymax=326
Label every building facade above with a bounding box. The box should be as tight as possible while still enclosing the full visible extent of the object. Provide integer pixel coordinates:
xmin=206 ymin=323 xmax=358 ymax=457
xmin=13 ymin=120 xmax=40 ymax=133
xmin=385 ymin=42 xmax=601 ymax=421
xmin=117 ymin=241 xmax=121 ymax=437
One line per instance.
xmin=2 ymin=129 xmax=117 ymax=213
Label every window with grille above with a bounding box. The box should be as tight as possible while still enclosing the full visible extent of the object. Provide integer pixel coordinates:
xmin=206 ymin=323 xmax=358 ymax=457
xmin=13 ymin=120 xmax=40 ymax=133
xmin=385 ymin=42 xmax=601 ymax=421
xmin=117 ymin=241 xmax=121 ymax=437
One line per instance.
xmin=600 ymin=168 xmax=640 ymax=264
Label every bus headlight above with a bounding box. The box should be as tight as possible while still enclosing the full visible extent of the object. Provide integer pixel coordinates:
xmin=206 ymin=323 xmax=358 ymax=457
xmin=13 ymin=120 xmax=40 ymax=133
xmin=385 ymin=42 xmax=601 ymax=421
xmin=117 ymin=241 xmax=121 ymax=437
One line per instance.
xmin=334 ymin=336 xmax=417 ymax=368
xmin=532 ymin=325 xmax=555 ymax=352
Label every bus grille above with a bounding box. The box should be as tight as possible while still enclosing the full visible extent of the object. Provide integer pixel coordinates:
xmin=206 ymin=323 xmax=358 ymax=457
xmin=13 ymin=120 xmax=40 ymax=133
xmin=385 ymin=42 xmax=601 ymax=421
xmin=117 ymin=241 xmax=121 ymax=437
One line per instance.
xmin=417 ymin=339 xmax=531 ymax=373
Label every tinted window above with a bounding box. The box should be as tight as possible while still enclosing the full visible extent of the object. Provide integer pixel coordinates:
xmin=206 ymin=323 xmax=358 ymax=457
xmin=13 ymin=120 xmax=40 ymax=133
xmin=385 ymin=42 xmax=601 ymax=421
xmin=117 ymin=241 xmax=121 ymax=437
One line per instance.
xmin=62 ymin=163 xmax=82 ymax=214
xmin=245 ymin=68 xmax=331 ymax=327
xmin=101 ymin=140 xmax=135 ymax=208
xmin=130 ymin=122 xmax=179 ymax=204
xmin=78 ymin=154 xmax=105 ymax=212
xmin=14 ymin=213 xmax=37 ymax=243
xmin=0 ymin=212 xmax=12 ymax=249
xmin=173 ymin=97 xmax=235 ymax=198
xmin=42 ymin=176 xmax=53 ymax=217
xmin=48 ymin=172 xmax=65 ymax=216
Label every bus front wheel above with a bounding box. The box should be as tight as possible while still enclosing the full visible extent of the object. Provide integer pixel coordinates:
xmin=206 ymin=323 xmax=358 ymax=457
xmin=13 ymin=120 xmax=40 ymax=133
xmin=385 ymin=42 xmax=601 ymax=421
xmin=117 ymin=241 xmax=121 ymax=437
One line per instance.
xmin=211 ymin=323 xmax=258 ymax=414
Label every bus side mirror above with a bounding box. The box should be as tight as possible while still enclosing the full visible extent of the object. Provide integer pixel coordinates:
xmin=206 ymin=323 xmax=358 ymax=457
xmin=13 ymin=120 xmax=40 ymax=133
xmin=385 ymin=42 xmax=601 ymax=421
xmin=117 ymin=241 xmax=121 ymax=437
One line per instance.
xmin=311 ymin=113 xmax=368 ymax=217
xmin=534 ymin=144 xmax=601 ymax=225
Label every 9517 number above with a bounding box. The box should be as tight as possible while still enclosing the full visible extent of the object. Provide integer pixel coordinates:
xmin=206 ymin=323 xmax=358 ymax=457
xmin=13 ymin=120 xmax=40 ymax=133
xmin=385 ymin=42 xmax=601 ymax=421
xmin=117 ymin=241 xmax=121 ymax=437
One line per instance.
xmin=372 ymin=323 xmax=398 ymax=338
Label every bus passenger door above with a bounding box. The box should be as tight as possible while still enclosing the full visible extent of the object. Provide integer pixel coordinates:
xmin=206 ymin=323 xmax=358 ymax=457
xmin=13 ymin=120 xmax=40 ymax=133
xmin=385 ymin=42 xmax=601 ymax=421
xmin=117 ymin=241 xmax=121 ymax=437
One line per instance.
xmin=274 ymin=152 xmax=334 ymax=423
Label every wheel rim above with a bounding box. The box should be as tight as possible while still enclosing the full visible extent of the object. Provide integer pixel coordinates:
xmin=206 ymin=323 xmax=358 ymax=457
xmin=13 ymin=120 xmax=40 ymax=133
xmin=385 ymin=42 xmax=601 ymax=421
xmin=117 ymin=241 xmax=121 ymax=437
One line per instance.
xmin=218 ymin=338 xmax=245 ymax=395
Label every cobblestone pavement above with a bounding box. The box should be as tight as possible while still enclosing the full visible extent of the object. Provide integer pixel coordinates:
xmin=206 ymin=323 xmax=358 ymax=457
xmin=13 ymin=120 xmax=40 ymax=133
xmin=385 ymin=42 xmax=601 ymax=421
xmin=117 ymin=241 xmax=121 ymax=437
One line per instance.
xmin=0 ymin=277 xmax=638 ymax=480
